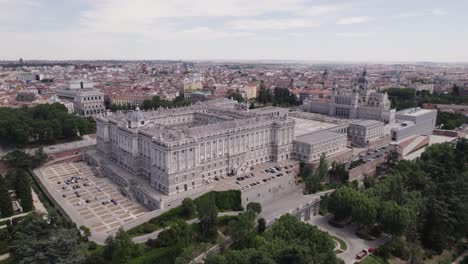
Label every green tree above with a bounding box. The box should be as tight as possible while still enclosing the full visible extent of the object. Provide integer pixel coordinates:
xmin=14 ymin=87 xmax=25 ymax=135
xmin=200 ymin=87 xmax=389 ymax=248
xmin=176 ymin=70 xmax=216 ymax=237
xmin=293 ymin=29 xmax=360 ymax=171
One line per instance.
xmin=228 ymin=91 xmax=245 ymax=103
xmin=205 ymin=254 xmax=229 ymax=264
xmin=9 ymin=213 xmax=83 ymax=264
xmin=197 ymin=197 xmax=218 ymax=239
xmin=351 ymin=195 xmax=377 ymax=225
xmin=103 ymin=228 xmax=137 ymax=264
xmin=275 ymin=245 xmax=311 ymax=264
xmin=2 ymin=150 xmax=34 ymax=169
xmin=385 ymin=149 xmax=400 ymax=169
xmin=246 ymin=202 xmax=262 ymax=215
xmin=181 ymin=198 xmax=196 ymax=218
xmin=329 ymin=161 xmax=349 ymax=185
xmin=305 ymin=175 xmax=322 ymax=194
xmin=257 ymin=83 xmax=272 ymax=105
xmin=315 ymin=153 xmax=328 ymax=181
xmin=380 ymin=202 xmax=414 ymax=236
xmin=328 ymin=187 xmax=357 ymax=221
xmin=0 ymin=175 xmax=14 ymax=217
xmin=14 ymin=170 xmax=33 ymax=212
xmin=80 ymin=225 xmax=91 ymax=241
xmin=257 ymin=218 xmax=266 ymax=234
xmin=226 ymin=211 xmax=256 ymax=245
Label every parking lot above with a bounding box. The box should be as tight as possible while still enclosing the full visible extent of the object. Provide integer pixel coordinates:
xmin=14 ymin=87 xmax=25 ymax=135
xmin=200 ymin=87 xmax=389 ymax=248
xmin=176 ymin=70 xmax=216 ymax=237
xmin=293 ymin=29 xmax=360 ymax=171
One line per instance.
xmin=213 ymin=160 xmax=297 ymax=192
xmin=358 ymin=145 xmax=395 ymax=162
xmin=40 ymin=162 xmax=148 ymax=234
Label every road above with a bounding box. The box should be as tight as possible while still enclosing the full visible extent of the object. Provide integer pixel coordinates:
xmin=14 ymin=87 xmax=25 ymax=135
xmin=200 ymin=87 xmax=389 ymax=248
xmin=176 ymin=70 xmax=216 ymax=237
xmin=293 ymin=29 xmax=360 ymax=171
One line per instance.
xmin=307 ymin=214 xmax=389 ymax=264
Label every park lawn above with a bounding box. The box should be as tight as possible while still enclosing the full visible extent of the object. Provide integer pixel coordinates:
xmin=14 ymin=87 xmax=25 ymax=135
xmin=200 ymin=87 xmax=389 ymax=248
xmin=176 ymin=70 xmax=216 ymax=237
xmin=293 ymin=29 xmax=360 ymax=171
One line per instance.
xmin=330 ymin=235 xmax=347 ymax=251
xmin=128 ymin=224 xmax=216 ymax=264
xmin=127 ymin=190 xmax=242 ymax=238
xmin=360 ymin=255 xmax=387 ymax=264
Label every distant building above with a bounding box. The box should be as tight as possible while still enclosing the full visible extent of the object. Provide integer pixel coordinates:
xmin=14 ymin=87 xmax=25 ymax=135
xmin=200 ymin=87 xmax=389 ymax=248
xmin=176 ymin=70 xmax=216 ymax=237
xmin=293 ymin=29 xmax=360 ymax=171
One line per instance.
xmin=239 ymin=83 xmax=258 ymax=100
xmin=189 ymin=91 xmax=212 ymax=103
xmin=16 ymin=73 xmax=37 ymax=83
xmin=56 ymin=79 xmax=105 ymax=116
xmin=16 ymin=91 xmax=36 ymax=102
xmin=109 ymin=94 xmax=148 ymax=107
xmin=302 ymin=70 xmax=395 ymax=124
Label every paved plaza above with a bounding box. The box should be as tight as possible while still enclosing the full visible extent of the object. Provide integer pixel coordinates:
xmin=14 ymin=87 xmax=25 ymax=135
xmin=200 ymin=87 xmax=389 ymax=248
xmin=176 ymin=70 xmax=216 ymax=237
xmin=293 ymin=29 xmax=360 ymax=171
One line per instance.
xmin=291 ymin=117 xmax=338 ymax=137
xmin=37 ymin=162 xmax=148 ymax=234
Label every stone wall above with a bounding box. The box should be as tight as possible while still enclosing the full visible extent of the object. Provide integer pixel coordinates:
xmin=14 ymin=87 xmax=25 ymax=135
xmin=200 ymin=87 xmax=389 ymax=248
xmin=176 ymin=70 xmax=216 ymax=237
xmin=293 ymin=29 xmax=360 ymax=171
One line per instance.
xmin=348 ymin=155 xmax=386 ymax=181
xmin=433 ymin=129 xmax=459 ymax=138
xmin=366 ymin=136 xmax=391 ymax=149
xmin=309 ymin=148 xmax=353 ymax=168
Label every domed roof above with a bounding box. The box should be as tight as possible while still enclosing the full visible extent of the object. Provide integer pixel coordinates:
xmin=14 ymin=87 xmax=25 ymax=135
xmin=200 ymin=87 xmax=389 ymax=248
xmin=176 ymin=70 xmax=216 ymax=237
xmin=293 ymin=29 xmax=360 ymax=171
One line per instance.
xmin=128 ymin=107 xmax=146 ymax=123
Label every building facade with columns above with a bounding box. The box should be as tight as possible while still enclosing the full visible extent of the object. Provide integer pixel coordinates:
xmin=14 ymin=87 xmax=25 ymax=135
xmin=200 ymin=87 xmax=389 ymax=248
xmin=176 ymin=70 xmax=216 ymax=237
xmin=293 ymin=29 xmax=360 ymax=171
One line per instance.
xmin=91 ymin=99 xmax=295 ymax=209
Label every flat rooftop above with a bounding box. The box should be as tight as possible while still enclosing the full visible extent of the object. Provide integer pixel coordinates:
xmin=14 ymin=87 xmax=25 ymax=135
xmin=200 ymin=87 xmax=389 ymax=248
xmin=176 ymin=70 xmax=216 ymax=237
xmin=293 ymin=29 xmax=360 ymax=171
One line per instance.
xmin=291 ymin=117 xmax=338 ymax=137
xmin=397 ymin=107 xmax=435 ymax=117
xmin=351 ymin=119 xmax=382 ymax=127
xmin=295 ymin=129 xmax=343 ymax=145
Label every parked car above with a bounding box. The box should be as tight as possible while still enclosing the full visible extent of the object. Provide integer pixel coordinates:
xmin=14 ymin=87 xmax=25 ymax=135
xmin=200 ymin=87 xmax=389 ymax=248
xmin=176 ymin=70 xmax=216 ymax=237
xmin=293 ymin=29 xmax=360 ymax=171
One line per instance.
xmin=356 ymin=250 xmax=368 ymax=259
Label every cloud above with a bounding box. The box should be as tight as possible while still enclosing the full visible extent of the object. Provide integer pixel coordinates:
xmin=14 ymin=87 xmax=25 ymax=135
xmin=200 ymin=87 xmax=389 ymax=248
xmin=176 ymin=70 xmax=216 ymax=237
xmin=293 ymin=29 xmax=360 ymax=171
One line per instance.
xmin=288 ymin=32 xmax=305 ymax=37
xmin=335 ymin=32 xmax=370 ymax=37
xmin=227 ymin=19 xmax=319 ymax=30
xmin=336 ymin=16 xmax=374 ymax=25
xmin=396 ymin=8 xmax=447 ymax=18
xmin=431 ymin=8 xmax=447 ymax=16
xmin=299 ymin=4 xmax=342 ymax=16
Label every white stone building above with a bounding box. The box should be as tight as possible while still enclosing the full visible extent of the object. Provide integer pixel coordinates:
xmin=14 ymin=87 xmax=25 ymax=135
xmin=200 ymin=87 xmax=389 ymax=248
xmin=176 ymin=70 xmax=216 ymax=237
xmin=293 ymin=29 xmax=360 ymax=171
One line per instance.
xmin=90 ymin=99 xmax=295 ymax=209
xmin=56 ymin=79 xmax=105 ymax=116
xmin=390 ymin=108 xmax=437 ymax=141
xmin=348 ymin=120 xmax=385 ymax=146
xmin=302 ymin=70 xmax=395 ymax=124
xmin=292 ymin=129 xmax=348 ymax=162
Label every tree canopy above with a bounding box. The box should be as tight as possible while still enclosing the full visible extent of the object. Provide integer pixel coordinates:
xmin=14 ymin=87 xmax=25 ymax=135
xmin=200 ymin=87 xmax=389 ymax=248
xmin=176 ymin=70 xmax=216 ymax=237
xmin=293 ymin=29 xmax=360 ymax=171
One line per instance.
xmin=326 ymin=139 xmax=468 ymax=254
xmin=9 ymin=213 xmax=83 ymax=264
xmin=206 ymin=214 xmax=341 ymax=264
xmin=0 ymin=103 xmax=95 ymax=146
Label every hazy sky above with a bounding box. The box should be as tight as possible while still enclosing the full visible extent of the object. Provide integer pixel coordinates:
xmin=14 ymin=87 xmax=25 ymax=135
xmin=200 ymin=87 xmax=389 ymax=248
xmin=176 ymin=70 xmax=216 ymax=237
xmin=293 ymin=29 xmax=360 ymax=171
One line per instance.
xmin=1 ymin=0 xmax=467 ymax=62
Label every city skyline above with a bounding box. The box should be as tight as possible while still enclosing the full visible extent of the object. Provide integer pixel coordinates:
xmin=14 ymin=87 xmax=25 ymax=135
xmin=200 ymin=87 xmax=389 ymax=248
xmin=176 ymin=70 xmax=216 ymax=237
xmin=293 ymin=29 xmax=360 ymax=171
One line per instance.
xmin=1 ymin=0 xmax=467 ymax=62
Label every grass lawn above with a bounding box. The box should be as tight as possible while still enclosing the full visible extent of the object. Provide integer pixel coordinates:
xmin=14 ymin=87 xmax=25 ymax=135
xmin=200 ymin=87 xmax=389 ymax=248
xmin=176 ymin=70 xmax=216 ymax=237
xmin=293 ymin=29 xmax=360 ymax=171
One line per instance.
xmin=330 ymin=235 xmax=347 ymax=251
xmin=360 ymin=255 xmax=387 ymax=264
xmin=127 ymin=190 xmax=242 ymax=238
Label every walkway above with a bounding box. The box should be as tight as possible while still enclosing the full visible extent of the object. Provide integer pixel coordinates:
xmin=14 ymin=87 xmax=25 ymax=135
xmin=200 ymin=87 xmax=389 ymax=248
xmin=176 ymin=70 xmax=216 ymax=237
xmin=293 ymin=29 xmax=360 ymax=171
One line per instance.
xmin=453 ymin=250 xmax=468 ymax=264
xmin=0 ymin=253 xmax=10 ymax=262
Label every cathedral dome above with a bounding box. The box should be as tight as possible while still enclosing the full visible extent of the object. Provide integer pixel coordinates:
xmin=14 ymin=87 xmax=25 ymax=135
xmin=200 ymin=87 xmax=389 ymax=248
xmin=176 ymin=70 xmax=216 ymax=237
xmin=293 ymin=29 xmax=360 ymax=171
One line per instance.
xmin=128 ymin=107 xmax=146 ymax=124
